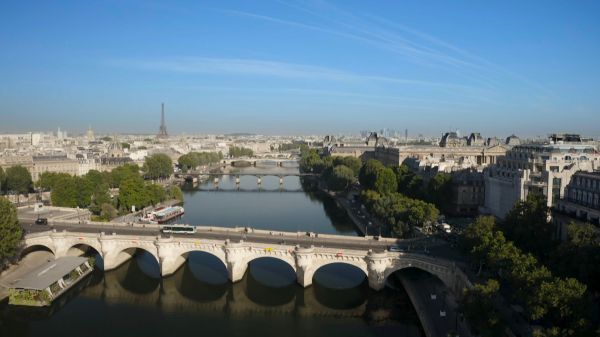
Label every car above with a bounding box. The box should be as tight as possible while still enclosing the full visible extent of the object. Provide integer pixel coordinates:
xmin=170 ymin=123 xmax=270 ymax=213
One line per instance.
xmin=35 ymin=218 xmax=48 ymax=225
xmin=335 ymin=252 xmax=343 ymax=257
xmin=388 ymin=245 xmax=403 ymax=252
xmin=439 ymin=310 xmax=446 ymax=317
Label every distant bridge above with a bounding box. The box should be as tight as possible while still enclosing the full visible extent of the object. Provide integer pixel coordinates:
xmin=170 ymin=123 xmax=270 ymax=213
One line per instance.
xmin=180 ymin=172 xmax=316 ymax=188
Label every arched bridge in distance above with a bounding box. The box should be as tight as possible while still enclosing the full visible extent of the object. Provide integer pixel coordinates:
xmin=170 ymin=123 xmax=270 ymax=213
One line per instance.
xmin=21 ymin=223 xmax=471 ymax=296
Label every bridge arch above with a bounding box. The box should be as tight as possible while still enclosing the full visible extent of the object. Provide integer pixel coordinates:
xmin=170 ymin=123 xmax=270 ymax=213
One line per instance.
xmin=245 ymin=253 xmax=296 ymax=273
xmin=161 ymin=245 xmax=228 ymax=277
xmin=20 ymin=244 xmax=55 ymax=259
xmin=301 ymin=258 xmax=368 ymax=288
xmin=103 ymin=244 xmax=160 ymax=272
xmin=382 ymin=258 xmax=456 ymax=293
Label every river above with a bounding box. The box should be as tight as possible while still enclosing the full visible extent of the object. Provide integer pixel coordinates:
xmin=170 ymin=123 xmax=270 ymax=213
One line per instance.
xmin=0 ymin=164 xmax=425 ymax=337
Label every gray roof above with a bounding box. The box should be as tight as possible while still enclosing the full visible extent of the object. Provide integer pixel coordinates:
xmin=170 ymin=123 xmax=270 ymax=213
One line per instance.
xmin=11 ymin=257 xmax=88 ymax=291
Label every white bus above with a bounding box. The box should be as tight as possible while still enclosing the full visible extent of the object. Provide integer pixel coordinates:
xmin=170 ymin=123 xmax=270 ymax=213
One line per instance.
xmin=161 ymin=224 xmax=196 ymax=234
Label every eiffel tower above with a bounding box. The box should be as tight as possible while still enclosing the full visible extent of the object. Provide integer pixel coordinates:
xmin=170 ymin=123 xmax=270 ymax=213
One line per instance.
xmin=157 ymin=103 xmax=168 ymax=138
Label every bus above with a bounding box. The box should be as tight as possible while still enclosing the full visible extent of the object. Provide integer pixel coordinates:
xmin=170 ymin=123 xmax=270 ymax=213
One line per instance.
xmin=161 ymin=224 xmax=196 ymax=234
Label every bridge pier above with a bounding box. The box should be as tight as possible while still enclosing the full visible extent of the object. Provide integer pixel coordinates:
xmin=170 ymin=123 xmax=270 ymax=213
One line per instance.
xmin=225 ymin=242 xmax=249 ymax=283
xmin=213 ymin=177 xmax=220 ymax=189
xmin=257 ymin=176 xmax=262 ymax=188
xmin=366 ymin=251 xmax=391 ymax=291
xmin=235 ymin=176 xmax=240 ymax=188
xmin=279 ymin=176 xmax=284 ymax=187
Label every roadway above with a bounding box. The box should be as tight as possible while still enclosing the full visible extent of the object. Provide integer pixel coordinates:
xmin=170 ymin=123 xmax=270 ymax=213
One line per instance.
xmin=21 ymin=219 xmax=456 ymax=254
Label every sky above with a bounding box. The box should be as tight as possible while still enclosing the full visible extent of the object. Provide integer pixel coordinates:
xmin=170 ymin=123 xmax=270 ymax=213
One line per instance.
xmin=1 ymin=0 xmax=599 ymax=137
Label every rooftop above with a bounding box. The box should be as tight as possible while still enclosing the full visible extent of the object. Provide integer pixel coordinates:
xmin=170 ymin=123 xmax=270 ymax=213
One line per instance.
xmin=11 ymin=257 xmax=88 ymax=291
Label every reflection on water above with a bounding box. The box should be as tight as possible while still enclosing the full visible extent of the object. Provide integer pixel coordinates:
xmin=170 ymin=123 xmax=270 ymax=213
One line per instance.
xmin=1 ymin=252 xmax=424 ymax=337
xmin=178 ymin=167 xmax=359 ymax=235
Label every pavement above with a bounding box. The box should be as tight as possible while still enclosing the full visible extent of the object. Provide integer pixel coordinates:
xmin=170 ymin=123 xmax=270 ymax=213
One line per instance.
xmin=0 ymin=250 xmax=54 ymax=302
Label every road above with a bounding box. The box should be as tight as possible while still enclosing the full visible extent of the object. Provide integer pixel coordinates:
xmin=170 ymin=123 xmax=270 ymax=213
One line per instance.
xmin=20 ymin=220 xmax=455 ymax=256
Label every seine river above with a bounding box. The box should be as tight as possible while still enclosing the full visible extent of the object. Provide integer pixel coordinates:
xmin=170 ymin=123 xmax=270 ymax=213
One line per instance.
xmin=0 ymin=164 xmax=424 ymax=337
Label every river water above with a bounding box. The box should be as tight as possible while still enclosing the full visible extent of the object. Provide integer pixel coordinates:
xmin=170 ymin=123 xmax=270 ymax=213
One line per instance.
xmin=0 ymin=164 xmax=425 ymax=337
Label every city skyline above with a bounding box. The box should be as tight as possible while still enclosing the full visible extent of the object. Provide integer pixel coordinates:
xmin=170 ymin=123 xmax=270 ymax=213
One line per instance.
xmin=1 ymin=0 xmax=600 ymax=136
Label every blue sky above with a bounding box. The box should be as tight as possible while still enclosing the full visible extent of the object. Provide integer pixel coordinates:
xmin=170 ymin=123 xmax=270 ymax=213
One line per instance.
xmin=1 ymin=0 xmax=599 ymax=137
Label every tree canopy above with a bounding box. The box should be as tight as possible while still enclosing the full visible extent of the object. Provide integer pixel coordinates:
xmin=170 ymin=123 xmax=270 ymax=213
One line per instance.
xmin=178 ymin=152 xmax=223 ymax=172
xmin=228 ymin=146 xmax=254 ymax=158
xmin=5 ymin=166 xmax=32 ymax=194
xmin=0 ymin=197 xmax=22 ymax=266
xmin=324 ymin=165 xmax=356 ymax=191
xmin=502 ymin=193 xmax=555 ymax=260
xmin=143 ymin=153 xmax=173 ymax=180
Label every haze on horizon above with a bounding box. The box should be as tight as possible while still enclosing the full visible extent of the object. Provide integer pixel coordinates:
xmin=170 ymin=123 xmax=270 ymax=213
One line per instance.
xmin=1 ymin=0 xmax=599 ymax=137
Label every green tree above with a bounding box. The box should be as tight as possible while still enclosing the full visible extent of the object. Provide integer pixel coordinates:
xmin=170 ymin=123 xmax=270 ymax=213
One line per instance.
xmin=100 ymin=203 xmax=118 ymax=221
xmin=299 ymin=149 xmax=323 ymax=173
xmin=5 ymin=166 xmax=32 ymax=194
xmin=459 ymin=279 xmax=505 ymax=337
xmin=50 ymin=175 xmax=78 ymax=207
xmin=0 ymin=167 xmax=5 ymax=194
xmin=503 ymin=193 xmax=555 ymax=260
xmin=228 ymin=146 xmax=254 ymax=158
xmin=120 ymin=142 xmax=130 ymax=149
xmin=358 ymin=159 xmax=384 ymax=189
xmin=325 ymin=165 xmax=356 ymax=191
xmin=110 ymin=164 xmax=139 ymax=188
xmin=374 ymin=167 xmax=397 ymax=194
xmin=426 ymin=172 xmax=453 ymax=211
xmin=89 ymin=185 xmax=111 ymax=215
xmin=553 ymin=222 xmax=600 ymax=293
xmin=118 ymin=175 xmax=150 ymax=211
xmin=143 ymin=154 xmax=173 ymax=180
xmin=147 ymin=184 xmax=166 ymax=205
xmin=333 ymin=156 xmax=362 ymax=177
xmin=166 ymin=185 xmax=184 ymax=202
xmin=0 ymin=197 xmax=22 ymax=266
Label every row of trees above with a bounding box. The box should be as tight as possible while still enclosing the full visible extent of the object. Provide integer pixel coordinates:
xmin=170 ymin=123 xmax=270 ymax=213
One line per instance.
xmin=178 ymin=152 xmax=223 ymax=172
xmin=392 ymin=163 xmax=453 ymax=212
xmin=228 ymin=146 xmax=254 ymax=158
xmin=299 ymin=150 xmax=440 ymax=238
xmin=0 ymin=166 xmax=33 ymax=195
xmin=460 ymin=215 xmax=595 ymax=336
xmin=38 ymin=164 xmax=183 ymax=221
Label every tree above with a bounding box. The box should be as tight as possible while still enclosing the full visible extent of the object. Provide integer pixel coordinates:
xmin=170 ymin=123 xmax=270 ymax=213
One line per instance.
xmin=299 ymin=149 xmax=323 ymax=173
xmin=503 ymin=193 xmax=555 ymax=260
xmin=374 ymin=167 xmax=397 ymax=194
xmin=89 ymin=185 xmax=111 ymax=215
xmin=50 ymin=175 xmax=78 ymax=207
xmin=147 ymin=184 xmax=166 ymax=206
xmin=5 ymin=166 xmax=32 ymax=194
xmin=100 ymin=203 xmax=118 ymax=221
xmin=166 ymin=185 xmax=184 ymax=202
xmin=359 ymin=159 xmax=384 ymax=189
xmin=393 ymin=164 xmax=423 ymax=197
xmin=0 ymin=167 xmax=5 ymax=194
xmin=0 ymin=197 xmax=22 ymax=265
xmin=553 ymin=222 xmax=600 ymax=293
xmin=110 ymin=164 xmax=139 ymax=188
xmin=333 ymin=156 xmax=362 ymax=177
xmin=427 ymin=172 xmax=453 ymax=211
xmin=459 ymin=279 xmax=505 ymax=337
xmin=143 ymin=154 xmax=173 ymax=180
xmin=325 ymin=165 xmax=356 ymax=191
xmin=228 ymin=146 xmax=254 ymax=158
xmin=118 ymin=176 xmax=150 ymax=211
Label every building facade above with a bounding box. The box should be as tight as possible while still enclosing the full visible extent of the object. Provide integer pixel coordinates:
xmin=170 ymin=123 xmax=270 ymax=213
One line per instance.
xmin=483 ymin=134 xmax=600 ymax=218
xmin=553 ymin=171 xmax=600 ymax=240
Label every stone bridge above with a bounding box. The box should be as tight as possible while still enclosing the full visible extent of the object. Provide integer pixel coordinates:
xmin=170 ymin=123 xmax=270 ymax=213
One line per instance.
xmin=22 ymin=230 xmax=471 ymax=296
